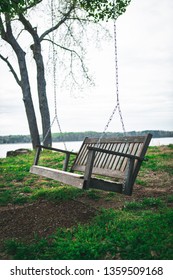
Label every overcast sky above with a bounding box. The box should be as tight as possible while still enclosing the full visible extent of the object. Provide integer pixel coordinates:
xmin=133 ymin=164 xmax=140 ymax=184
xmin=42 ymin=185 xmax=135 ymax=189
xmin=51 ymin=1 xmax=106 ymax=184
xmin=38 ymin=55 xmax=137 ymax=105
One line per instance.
xmin=0 ymin=0 xmax=173 ymax=136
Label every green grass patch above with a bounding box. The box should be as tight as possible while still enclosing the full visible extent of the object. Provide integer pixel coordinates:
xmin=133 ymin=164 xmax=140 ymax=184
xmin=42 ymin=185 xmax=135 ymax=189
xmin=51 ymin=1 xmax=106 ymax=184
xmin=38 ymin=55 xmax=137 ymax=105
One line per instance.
xmin=0 ymin=189 xmax=13 ymax=205
xmin=1 ymin=145 xmax=173 ymax=260
xmin=30 ymin=186 xmax=83 ymax=202
xmin=86 ymin=189 xmax=101 ymax=200
xmin=142 ymin=197 xmax=164 ymax=207
xmin=166 ymin=195 xmax=173 ymax=203
xmin=4 ymin=208 xmax=173 ymax=260
xmin=168 ymin=144 xmax=173 ymax=149
xmin=141 ymin=147 xmax=173 ymax=175
xmin=124 ymin=197 xmax=165 ymax=211
xmin=0 ymin=151 xmax=80 ymax=205
xmin=135 ymin=178 xmax=148 ymax=186
xmin=13 ymin=196 xmax=28 ymax=205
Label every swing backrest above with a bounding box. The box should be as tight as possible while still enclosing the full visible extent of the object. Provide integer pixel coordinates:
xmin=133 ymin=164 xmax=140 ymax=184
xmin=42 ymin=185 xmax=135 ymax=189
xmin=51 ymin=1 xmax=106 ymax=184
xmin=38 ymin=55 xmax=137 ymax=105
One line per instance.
xmin=71 ymin=134 xmax=152 ymax=179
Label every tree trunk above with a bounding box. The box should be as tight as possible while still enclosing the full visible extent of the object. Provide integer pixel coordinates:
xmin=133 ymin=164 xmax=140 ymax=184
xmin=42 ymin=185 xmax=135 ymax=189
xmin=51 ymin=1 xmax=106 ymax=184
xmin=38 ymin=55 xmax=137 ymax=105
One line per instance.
xmin=14 ymin=14 xmax=52 ymax=146
xmin=17 ymin=50 xmax=40 ymax=148
xmin=0 ymin=17 xmax=40 ymax=149
xmin=31 ymin=42 xmax=52 ymax=146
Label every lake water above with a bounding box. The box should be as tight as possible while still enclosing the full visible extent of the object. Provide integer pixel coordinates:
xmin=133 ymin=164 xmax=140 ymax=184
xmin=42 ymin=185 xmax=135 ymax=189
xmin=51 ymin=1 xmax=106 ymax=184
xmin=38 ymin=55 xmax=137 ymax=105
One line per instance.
xmin=0 ymin=141 xmax=81 ymax=159
xmin=0 ymin=137 xmax=173 ymax=158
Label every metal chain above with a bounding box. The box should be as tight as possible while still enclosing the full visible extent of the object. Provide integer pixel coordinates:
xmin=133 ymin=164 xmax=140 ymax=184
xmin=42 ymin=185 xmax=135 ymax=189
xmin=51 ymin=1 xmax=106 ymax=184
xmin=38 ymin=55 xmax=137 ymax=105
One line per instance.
xmin=43 ymin=0 xmax=67 ymax=150
xmin=114 ymin=20 xmax=126 ymax=135
xmin=97 ymin=19 xmax=126 ymax=146
xmin=96 ymin=3 xmax=130 ymax=189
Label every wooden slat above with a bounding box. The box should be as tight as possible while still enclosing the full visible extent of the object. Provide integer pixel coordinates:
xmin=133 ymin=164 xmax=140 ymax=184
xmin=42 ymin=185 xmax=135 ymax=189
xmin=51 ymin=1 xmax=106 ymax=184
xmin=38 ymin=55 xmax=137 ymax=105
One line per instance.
xmin=80 ymin=144 xmax=91 ymax=165
xmin=91 ymin=167 xmax=124 ymax=179
xmin=71 ymin=164 xmax=125 ymax=179
xmin=71 ymin=164 xmax=87 ymax=173
xmin=30 ymin=165 xmax=84 ymax=188
xmin=84 ymin=136 xmax=147 ymax=144
xmin=72 ymin=137 xmax=90 ymax=166
xmin=132 ymin=143 xmax=139 ymax=155
xmin=102 ymin=143 xmax=113 ymax=167
xmin=110 ymin=143 xmax=123 ymax=170
xmin=74 ymin=140 xmax=88 ymax=165
xmin=90 ymin=178 xmax=122 ymax=193
xmin=115 ymin=143 xmax=126 ymax=170
xmin=95 ymin=143 xmax=108 ymax=167
xmin=119 ymin=143 xmax=133 ymax=172
xmin=108 ymin=143 xmax=121 ymax=170
xmin=135 ymin=143 xmax=143 ymax=156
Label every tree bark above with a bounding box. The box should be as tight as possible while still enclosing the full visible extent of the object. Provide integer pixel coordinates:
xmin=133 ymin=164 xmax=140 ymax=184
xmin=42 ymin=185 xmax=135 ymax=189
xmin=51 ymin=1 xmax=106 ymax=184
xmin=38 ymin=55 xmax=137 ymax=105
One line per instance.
xmin=18 ymin=49 xmax=41 ymax=148
xmin=19 ymin=14 xmax=52 ymax=147
xmin=31 ymin=42 xmax=52 ymax=147
xmin=0 ymin=16 xmax=40 ymax=148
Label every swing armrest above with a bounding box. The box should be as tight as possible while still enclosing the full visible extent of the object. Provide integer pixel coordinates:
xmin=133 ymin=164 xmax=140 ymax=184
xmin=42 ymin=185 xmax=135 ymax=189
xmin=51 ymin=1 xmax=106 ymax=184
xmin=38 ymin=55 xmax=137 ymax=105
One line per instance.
xmin=36 ymin=145 xmax=77 ymax=155
xmin=34 ymin=145 xmax=77 ymax=168
xmin=87 ymin=146 xmax=145 ymax=161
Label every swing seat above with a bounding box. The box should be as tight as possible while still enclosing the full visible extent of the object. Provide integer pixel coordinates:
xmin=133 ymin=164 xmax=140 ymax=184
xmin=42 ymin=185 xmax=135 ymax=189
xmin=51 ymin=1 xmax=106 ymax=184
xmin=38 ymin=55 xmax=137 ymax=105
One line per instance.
xmin=30 ymin=134 xmax=152 ymax=196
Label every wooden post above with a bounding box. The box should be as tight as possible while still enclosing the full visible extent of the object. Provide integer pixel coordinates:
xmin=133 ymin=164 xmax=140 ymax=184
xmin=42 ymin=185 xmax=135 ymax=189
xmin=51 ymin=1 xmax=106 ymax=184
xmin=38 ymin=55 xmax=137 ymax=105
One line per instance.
xmin=122 ymin=158 xmax=135 ymax=195
xmin=83 ymin=149 xmax=96 ymax=189
xmin=63 ymin=153 xmax=70 ymax=171
xmin=34 ymin=146 xmax=42 ymax=165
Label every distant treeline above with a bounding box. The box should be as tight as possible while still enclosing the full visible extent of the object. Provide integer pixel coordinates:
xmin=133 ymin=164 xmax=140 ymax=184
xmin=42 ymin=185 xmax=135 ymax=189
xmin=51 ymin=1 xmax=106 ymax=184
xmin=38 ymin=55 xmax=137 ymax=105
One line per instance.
xmin=0 ymin=130 xmax=173 ymax=144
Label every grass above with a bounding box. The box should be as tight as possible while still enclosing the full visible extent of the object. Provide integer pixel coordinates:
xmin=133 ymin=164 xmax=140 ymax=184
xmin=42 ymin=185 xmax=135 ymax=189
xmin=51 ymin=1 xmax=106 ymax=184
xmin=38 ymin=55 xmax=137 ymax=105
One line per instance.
xmin=4 ymin=208 xmax=173 ymax=260
xmin=124 ymin=197 xmax=165 ymax=211
xmin=30 ymin=186 xmax=83 ymax=202
xmin=0 ymin=150 xmax=81 ymax=206
xmin=141 ymin=144 xmax=173 ymax=175
xmin=0 ymin=145 xmax=173 ymax=259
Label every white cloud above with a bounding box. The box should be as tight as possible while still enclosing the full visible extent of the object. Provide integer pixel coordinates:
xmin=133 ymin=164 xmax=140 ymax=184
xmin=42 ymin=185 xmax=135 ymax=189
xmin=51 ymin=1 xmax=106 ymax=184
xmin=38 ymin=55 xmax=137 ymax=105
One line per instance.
xmin=0 ymin=0 xmax=173 ymax=136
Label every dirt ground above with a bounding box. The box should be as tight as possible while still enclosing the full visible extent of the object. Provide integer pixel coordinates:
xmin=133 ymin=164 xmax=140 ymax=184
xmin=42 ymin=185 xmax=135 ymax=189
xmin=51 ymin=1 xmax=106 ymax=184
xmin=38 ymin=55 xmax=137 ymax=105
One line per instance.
xmin=0 ymin=199 xmax=96 ymax=245
xmin=0 ymin=177 xmax=173 ymax=259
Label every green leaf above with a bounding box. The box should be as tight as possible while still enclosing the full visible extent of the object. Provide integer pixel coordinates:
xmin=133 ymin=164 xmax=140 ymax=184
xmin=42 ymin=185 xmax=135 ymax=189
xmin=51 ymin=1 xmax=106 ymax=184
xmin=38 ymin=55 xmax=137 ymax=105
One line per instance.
xmin=78 ymin=0 xmax=132 ymax=22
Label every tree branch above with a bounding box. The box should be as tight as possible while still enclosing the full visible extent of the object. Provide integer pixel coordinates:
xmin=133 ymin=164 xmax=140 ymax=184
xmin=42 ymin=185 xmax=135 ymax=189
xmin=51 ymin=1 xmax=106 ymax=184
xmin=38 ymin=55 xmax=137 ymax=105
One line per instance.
xmin=43 ymin=38 xmax=91 ymax=82
xmin=18 ymin=13 xmax=38 ymax=43
xmin=0 ymin=15 xmax=7 ymax=40
xmin=39 ymin=3 xmax=76 ymax=42
xmin=0 ymin=53 xmax=21 ymax=86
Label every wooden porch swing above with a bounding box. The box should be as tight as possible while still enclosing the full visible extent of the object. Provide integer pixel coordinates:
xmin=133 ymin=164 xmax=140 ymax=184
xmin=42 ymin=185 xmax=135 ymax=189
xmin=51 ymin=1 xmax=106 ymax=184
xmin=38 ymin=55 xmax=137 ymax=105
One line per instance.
xmin=30 ymin=6 xmax=152 ymax=196
xmin=30 ymin=134 xmax=152 ymax=196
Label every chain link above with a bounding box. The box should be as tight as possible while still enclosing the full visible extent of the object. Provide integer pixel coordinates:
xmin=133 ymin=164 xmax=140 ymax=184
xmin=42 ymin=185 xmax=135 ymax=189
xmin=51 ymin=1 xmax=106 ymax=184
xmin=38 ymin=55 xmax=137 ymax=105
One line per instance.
xmin=114 ymin=20 xmax=126 ymax=135
xmin=44 ymin=2 xmax=126 ymax=153
xmin=97 ymin=19 xmax=126 ymax=145
xmin=43 ymin=0 xmax=67 ymax=150
xmin=97 ymin=16 xmax=129 ymax=189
